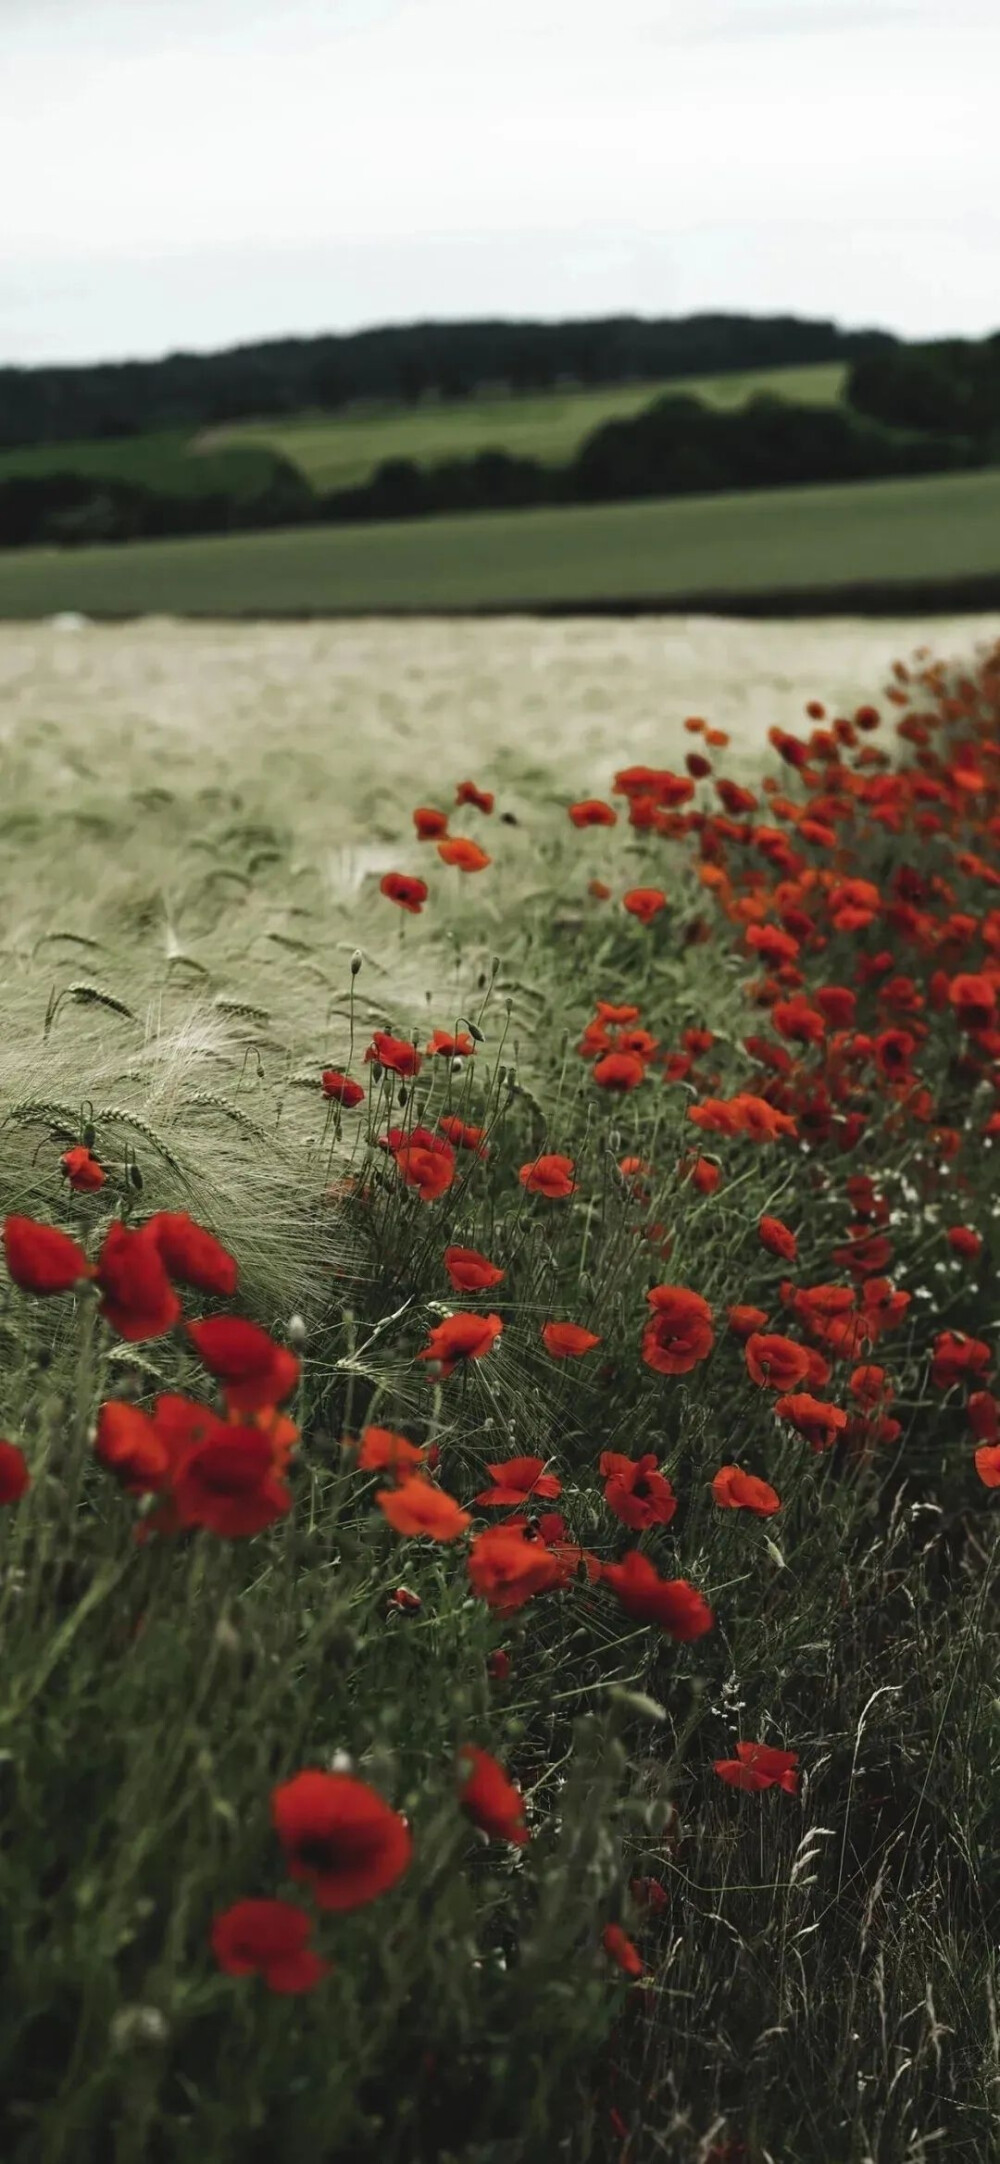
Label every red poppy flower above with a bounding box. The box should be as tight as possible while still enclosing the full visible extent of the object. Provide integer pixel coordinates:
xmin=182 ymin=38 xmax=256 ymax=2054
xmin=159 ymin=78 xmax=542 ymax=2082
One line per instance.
xmin=380 ymin=871 xmax=428 ymax=914
xmin=975 ymin=1445 xmax=1000 ymax=1488
xmin=413 ymin=806 xmax=449 ymax=840
xmin=931 ymin=1330 xmax=992 ymax=1391
xmin=728 ymin=1304 xmax=770 ymax=1340
xmin=775 ymin=1392 xmax=848 ymax=1451
xmin=418 ymin=1311 xmax=503 ymax=1378
xmin=948 ymin=973 xmax=997 ymax=1031
xmin=714 ymin=1742 xmax=798 ymax=1795
xmin=602 ymin=1923 xmax=644 ymax=1977
xmin=541 ymin=1321 xmax=601 ymax=1359
xmin=95 ymin=1401 xmax=171 ymax=1492
xmin=60 ymin=1146 xmax=106 ymax=1192
xmin=426 ymin=1029 xmax=476 ymax=1059
xmin=593 ymin=1051 xmax=646 ymax=1092
xmin=354 ymin=1426 xmax=428 ymax=1478
xmin=630 ymin=1874 xmax=670 ymax=1914
xmin=271 ymin=1770 xmax=412 ymax=1911
xmin=759 ymin=1216 xmax=798 ymax=1264
xmin=969 ymin=1392 xmax=999 ymax=1444
xmin=849 ymin=1364 xmax=890 ymax=1408
xmin=392 ymin=1137 xmax=456 ymax=1202
xmin=321 ymin=1069 xmax=365 ymax=1107
xmin=146 ymin=1212 xmax=238 ymax=1299
xmin=438 ymin=837 xmax=491 ymax=872
xmin=772 ymin=999 xmax=826 ymax=1046
xmin=4 ymin=1215 xmax=91 ymax=1295
xmin=377 ymin=1478 xmax=471 ymax=1540
xmin=487 ymin=1648 xmax=511 ymax=1682
xmin=474 ymin=1455 xmax=561 ymax=1508
xmin=641 ymin=1285 xmax=714 ymax=1375
xmin=519 ymin=1154 xmax=576 ymax=1198
xmin=623 ymin=887 xmax=668 ymax=925
xmin=173 ymin=1427 xmax=291 ymax=1538
xmin=601 ymin=1552 xmax=713 ymax=1639
xmin=600 ymin=1451 xmax=677 ymax=1529
xmin=873 ymin=1029 xmax=916 ymax=1081
xmin=187 ymin=1316 xmax=300 ymax=1413
xmin=816 ymin=986 xmax=857 ymax=1027
xmin=96 ymin=1222 xmax=180 ymax=1342
xmin=688 ymin=1096 xmax=797 ymax=1142
xmin=365 ymin=1031 xmax=422 ymax=1078
xmin=688 ymin=1156 xmax=722 ymax=1194
xmin=467 ymin=1524 xmax=568 ymax=1611
xmin=711 ymin=1465 xmax=781 ymax=1516
xmin=569 ymin=798 xmax=618 ymax=827
xmin=0 ymin=1441 xmax=30 ymax=1506
xmin=746 ymin=923 xmax=800 ymax=966
xmin=589 ymin=879 xmax=612 ymax=900
xmin=443 ymin=1245 xmax=504 ymax=1294
xmin=457 ymin=1745 xmax=529 ymax=1846
xmin=947 ymin=1226 xmax=983 ymax=1262
xmin=438 ymin=1115 xmax=489 ymax=1156
xmin=455 ymin=780 xmax=494 ymax=813
xmin=211 ymin=1898 xmax=328 ymax=1994
xmin=744 ymin=1332 xmax=810 ymax=1391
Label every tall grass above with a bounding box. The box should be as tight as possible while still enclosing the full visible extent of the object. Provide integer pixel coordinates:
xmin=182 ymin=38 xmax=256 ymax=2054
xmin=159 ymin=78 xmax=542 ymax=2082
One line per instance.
xmin=0 ymin=638 xmax=999 ymax=2162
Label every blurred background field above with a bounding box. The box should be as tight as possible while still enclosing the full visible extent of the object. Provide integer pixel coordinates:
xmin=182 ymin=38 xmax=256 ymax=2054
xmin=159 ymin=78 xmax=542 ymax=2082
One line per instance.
xmin=4 ymin=613 xmax=999 ymax=829
xmin=0 ymin=466 xmax=997 ymax=619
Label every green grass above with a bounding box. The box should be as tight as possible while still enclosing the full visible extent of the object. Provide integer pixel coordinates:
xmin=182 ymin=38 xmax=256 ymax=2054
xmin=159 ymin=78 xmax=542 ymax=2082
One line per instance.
xmin=0 ymin=429 xmax=292 ymax=503
xmin=0 ymin=464 xmax=997 ymax=618
xmin=1 ymin=627 xmax=1000 ymax=2161
xmin=200 ymin=362 xmax=847 ymax=491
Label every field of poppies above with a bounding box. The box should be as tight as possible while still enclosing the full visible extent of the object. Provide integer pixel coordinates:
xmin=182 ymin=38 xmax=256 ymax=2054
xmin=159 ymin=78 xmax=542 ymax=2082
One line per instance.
xmin=1 ymin=631 xmax=999 ymax=2164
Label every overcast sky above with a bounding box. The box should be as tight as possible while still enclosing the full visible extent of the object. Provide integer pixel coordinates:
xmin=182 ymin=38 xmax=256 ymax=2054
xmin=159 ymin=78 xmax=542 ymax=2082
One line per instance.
xmin=2 ymin=0 xmax=996 ymax=366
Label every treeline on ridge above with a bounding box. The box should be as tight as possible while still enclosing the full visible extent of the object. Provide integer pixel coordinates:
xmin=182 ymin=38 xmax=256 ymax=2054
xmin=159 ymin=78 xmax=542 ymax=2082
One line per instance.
xmin=0 ymin=312 xmax=893 ymax=448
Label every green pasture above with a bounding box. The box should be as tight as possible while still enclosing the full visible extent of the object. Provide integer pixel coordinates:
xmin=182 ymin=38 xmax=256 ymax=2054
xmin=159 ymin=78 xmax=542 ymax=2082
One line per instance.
xmin=0 ymin=428 xmax=290 ymax=502
xmin=0 ymin=463 xmax=996 ymax=619
xmin=199 ymin=361 xmax=847 ymax=490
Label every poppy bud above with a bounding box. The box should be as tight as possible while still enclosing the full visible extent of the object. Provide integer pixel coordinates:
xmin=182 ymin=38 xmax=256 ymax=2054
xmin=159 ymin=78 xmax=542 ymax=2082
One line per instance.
xmin=397 ymin=1085 xmax=408 ymax=1107
xmin=464 ymin=1021 xmax=485 ymax=1044
xmin=350 ymin=951 xmax=363 ymax=976
xmin=82 ymin=1124 xmax=96 ymax=1148
xmin=129 ymin=1163 xmax=143 ymax=1191
xmin=287 ymin=1314 xmax=307 ymax=1348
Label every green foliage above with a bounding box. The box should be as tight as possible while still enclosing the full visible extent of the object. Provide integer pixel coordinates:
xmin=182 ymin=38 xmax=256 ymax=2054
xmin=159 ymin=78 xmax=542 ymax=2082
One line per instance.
xmin=847 ymin=337 xmax=1000 ymax=441
xmin=1 ymin=629 xmax=1000 ymax=2164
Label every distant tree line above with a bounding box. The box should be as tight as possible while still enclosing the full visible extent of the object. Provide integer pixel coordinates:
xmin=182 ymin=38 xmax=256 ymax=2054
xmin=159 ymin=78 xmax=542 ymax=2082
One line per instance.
xmin=1 ymin=390 xmax=985 ymax=552
xmin=0 ymin=458 xmax=313 ymax=549
xmin=4 ymin=329 xmax=999 ymax=552
xmin=0 ymin=313 xmax=895 ymax=448
xmin=846 ymin=337 xmax=1000 ymax=441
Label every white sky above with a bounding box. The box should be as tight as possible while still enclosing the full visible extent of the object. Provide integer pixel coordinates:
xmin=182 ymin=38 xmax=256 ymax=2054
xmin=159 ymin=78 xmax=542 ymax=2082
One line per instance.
xmin=2 ymin=0 xmax=997 ymax=365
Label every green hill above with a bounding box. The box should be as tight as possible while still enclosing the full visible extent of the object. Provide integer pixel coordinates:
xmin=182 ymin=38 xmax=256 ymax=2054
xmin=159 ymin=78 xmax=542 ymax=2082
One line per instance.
xmin=200 ymin=362 xmax=847 ymax=493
